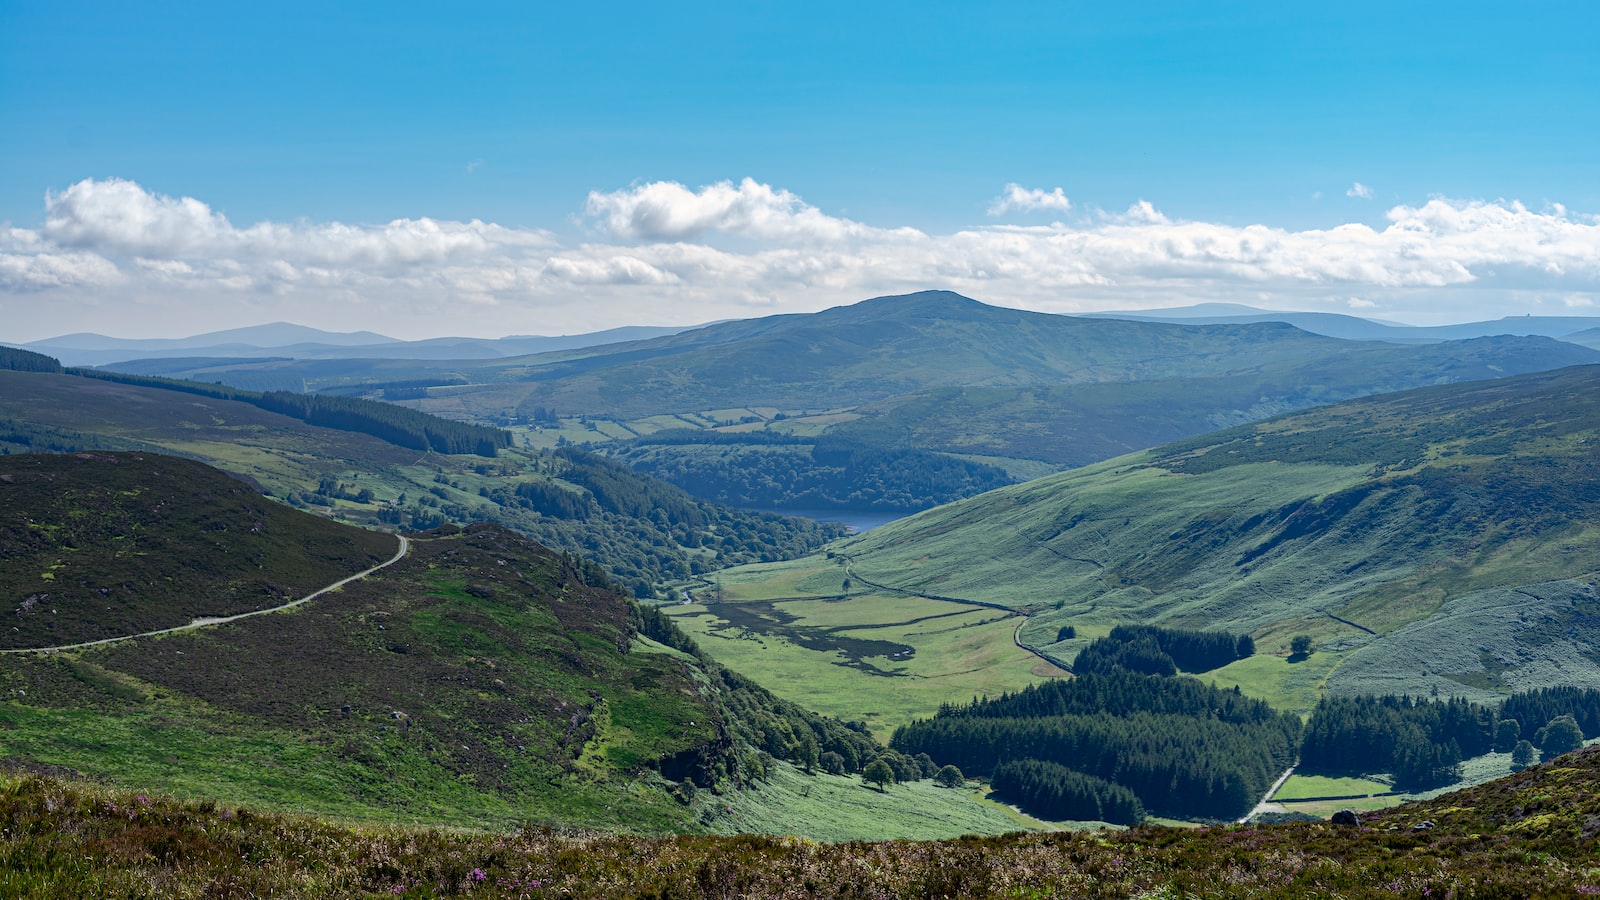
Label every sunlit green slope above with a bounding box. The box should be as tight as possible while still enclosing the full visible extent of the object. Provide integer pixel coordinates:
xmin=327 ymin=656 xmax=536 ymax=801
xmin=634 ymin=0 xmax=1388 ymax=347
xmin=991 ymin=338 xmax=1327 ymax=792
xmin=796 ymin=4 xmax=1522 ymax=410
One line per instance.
xmin=730 ymin=364 xmax=1600 ymax=706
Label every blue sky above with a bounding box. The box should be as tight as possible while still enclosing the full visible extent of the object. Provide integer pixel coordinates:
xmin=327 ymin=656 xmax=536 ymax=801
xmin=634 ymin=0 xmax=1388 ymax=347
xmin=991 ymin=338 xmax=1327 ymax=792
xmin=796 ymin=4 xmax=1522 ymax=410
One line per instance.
xmin=3 ymin=1 xmax=1598 ymax=340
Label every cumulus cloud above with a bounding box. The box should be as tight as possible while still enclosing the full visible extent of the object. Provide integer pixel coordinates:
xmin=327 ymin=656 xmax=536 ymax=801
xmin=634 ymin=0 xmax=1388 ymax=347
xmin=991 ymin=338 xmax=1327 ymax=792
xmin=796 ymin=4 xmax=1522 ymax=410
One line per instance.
xmin=583 ymin=177 xmax=913 ymax=243
xmin=1347 ymin=182 xmax=1373 ymax=200
xmin=42 ymin=178 xmax=551 ymax=268
xmin=5 ymin=176 xmax=1600 ymax=340
xmin=988 ymin=183 xmax=1073 ymax=216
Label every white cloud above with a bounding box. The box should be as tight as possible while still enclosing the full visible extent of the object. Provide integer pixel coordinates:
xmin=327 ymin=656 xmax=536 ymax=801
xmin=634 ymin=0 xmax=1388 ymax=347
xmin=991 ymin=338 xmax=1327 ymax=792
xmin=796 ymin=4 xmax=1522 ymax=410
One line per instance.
xmin=42 ymin=178 xmax=552 ymax=269
xmin=1347 ymin=182 xmax=1374 ymax=200
xmin=988 ymin=183 xmax=1073 ymax=216
xmin=582 ymin=177 xmax=913 ymax=243
xmin=5 ymin=177 xmax=1600 ymax=340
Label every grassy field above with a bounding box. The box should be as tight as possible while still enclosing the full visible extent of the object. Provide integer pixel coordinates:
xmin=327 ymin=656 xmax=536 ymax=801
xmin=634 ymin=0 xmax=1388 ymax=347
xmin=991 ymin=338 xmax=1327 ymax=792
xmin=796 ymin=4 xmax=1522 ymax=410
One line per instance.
xmin=1271 ymin=774 xmax=1394 ymax=801
xmin=704 ymin=761 xmax=1043 ymax=841
xmin=1204 ymin=650 xmax=1348 ymax=718
xmin=667 ymin=592 xmax=1058 ymax=739
xmin=702 ymin=556 xmax=845 ymax=602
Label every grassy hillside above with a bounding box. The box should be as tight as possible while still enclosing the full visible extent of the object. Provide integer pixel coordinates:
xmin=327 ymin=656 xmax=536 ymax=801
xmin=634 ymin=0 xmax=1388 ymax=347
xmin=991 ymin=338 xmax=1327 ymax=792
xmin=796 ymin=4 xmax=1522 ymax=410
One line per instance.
xmin=433 ymin=290 xmax=1594 ymax=424
xmin=12 ymin=738 xmax=1600 ymax=896
xmin=830 ymin=333 xmax=1600 ymax=465
xmin=0 ymin=370 xmax=844 ymax=592
xmin=0 ymin=452 xmax=395 ymax=649
xmin=701 ymin=364 xmax=1600 ymax=719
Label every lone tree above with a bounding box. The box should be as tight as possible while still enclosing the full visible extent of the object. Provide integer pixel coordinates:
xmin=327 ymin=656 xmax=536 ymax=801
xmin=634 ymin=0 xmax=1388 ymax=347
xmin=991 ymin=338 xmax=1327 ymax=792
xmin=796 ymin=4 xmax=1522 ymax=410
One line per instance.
xmin=934 ymin=765 xmax=966 ymax=788
xmin=1056 ymin=625 xmax=1077 ymax=642
xmin=863 ymin=759 xmax=895 ymax=793
xmin=1289 ymin=635 xmax=1314 ymax=658
xmin=1511 ymin=739 xmax=1537 ymax=770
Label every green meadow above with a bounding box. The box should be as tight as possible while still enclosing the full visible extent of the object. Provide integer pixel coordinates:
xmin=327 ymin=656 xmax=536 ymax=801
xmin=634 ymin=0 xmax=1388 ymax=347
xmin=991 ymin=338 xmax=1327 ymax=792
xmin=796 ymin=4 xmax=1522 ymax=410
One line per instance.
xmin=667 ymin=590 xmax=1058 ymax=739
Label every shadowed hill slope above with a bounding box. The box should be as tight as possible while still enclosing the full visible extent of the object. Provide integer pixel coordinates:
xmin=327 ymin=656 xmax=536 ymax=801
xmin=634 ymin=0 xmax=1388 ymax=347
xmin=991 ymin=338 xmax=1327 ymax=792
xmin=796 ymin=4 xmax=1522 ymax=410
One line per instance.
xmin=0 ymin=452 xmax=395 ymax=649
xmin=0 ymin=514 xmax=732 ymax=831
xmin=487 ymin=291 xmax=1477 ymax=417
xmin=0 ymin=371 xmax=845 ymax=591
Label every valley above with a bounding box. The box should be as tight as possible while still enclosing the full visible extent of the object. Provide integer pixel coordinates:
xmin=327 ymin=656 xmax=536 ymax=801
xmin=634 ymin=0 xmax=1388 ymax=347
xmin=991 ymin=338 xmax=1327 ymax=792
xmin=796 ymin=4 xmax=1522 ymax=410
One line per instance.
xmin=10 ymin=5 xmax=1597 ymax=891
xmin=8 ymin=291 xmax=1600 ymax=855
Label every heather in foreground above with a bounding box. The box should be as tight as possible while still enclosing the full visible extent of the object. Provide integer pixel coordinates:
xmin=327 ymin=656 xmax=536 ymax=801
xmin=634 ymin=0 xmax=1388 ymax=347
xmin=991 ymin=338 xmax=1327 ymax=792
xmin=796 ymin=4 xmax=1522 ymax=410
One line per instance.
xmin=12 ymin=746 xmax=1600 ymax=898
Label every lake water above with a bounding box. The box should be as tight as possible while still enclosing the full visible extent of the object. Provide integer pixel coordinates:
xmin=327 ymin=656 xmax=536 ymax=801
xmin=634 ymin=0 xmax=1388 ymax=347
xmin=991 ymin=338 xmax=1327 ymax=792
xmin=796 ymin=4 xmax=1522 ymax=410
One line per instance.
xmin=743 ymin=507 xmax=908 ymax=533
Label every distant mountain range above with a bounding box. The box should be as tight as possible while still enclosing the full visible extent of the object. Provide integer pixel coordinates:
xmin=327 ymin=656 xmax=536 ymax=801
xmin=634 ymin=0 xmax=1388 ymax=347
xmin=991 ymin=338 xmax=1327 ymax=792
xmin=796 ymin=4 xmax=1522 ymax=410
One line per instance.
xmin=18 ymin=321 xmax=702 ymax=367
xmin=1081 ymin=303 xmax=1600 ymax=343
xmin=22 ymin=297 xmax=1600 ymax=370
xmin=53 ymin=291 xmax=1600 ymax=513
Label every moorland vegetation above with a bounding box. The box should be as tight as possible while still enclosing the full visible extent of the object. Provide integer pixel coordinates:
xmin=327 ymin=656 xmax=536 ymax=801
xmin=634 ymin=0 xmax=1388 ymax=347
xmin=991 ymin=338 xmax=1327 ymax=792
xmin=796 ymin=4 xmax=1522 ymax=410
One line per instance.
xmin=10 ymin=741 xmax=1600 ymax=897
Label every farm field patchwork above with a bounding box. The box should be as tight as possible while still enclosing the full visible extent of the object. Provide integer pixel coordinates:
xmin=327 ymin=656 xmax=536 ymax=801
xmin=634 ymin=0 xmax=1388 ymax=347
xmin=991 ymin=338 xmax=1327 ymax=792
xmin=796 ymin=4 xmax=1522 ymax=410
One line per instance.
xmin=666 ymin=592 xmax=1058 ymax=739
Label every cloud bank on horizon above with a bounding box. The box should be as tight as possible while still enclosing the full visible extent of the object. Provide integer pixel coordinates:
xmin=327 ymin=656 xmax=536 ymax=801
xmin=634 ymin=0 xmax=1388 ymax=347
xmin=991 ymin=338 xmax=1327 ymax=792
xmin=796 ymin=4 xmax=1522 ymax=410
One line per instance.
xmin=4 ymin=177 xmax=1599 ymax=341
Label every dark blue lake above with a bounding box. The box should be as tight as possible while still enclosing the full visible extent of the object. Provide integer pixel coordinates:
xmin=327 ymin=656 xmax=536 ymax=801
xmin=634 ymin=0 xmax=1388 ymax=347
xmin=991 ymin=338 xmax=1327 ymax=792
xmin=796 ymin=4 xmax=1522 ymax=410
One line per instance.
xmin=742 ymin=507 xmax=908 ymax=533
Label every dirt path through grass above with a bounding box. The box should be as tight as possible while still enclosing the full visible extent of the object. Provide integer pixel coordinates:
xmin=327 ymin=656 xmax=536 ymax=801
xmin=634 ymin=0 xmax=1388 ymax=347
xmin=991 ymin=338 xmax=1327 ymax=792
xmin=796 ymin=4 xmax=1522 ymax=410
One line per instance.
xmin=0 ymin=534 xmax=410 ymax=654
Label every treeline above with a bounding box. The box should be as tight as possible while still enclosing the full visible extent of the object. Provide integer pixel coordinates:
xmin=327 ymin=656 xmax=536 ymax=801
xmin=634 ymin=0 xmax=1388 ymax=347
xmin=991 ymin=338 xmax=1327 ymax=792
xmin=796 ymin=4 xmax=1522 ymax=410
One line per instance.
xmin=891 ymin=670 xmax=1301 ymax=820
xmin=610 ymin=437 xmax=1015 ymax=512
xmin=66 ymin=368 xmax=509 ymax=456
xmin=1072 ymin=624 xmax=1254 ymax=676
xmin=0 ymin=347 xmax=64 ymax=373
xmin=481 ymin=447 xmax=848 ymax=595
xmin=991 ymin=760 xmax=1145 ymax=825
xmin=633 ymin=428 xmax=808 ymax=447
xmin=1301 ymin=686 xmax=1600 ymax=790
xmin=256 ymin=391 xmax=507 ymax=456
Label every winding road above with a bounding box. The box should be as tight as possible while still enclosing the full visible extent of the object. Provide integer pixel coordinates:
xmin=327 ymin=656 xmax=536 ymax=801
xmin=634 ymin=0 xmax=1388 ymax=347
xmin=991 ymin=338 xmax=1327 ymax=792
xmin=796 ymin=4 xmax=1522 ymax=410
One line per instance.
xmin=1 ymin=534 xmax=410 ymax=655
xmin=1239 ymin=765 xmax=1297 ymax=823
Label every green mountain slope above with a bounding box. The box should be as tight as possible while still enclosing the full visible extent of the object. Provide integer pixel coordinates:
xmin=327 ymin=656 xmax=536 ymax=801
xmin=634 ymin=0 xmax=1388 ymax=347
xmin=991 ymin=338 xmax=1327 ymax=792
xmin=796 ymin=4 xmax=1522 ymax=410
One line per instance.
xmin=438 ymin=290 xmax=1592 ymax=422
xmin=12 ymin=740 xmax=1600 ymax=896
xmin=831 ymin=333 xmax=1600 ymax=465
xmin=717 ymin=364 xmax=1600 ymax=709
xmin=491 ymin=291 xmax=1368 ymax=416
xmin=0 ymin=370 xmax=844 ymax=592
